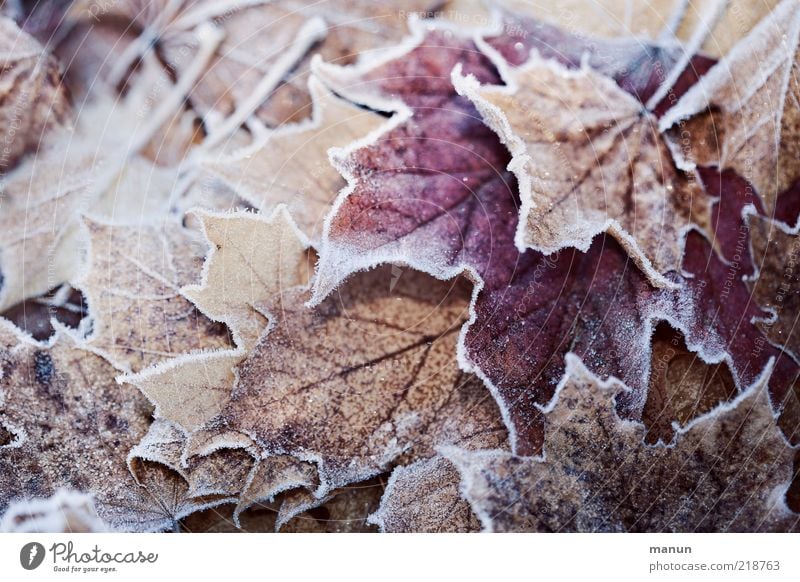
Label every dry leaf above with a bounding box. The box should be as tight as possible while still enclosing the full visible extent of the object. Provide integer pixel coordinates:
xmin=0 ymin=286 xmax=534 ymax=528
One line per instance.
xmin=199 ymin=77 xmax=388 ymax=241
xmin=661 ymin=0 xmax=800 ymax=215
xmin=369 ymin=455 xmax=481 ymax=532
xmin=0 ymin=323 xmax=223 ymax=531
xmin=445 ymin=372 xmax=799 ymax=532
xmin=76 ymin=219 xmax=232 ymax=374
xmin=182 ymin=207 xmax=312 ymax=351
xmin=456 ymin=55 xmax=711 ymax=283
xmin=204 ymin=267 xmax=507 ymax=494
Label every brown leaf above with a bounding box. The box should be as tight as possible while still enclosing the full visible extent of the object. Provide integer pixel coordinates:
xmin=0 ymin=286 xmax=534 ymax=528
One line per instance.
xmin=456 ymin=55 xmax=711 ymax=284
xmin=0 ymin=324 xmax=220 ymax=531
xmin=445 ymin=372 xmax=799 ymax=532
xmin=369 ymin=456 xmax=481 ymax=532
xmin=76 ymin=219 xmax=232 ymax=374
xmin=661 ymin=0 xmax=800 ymax=215
xmin=204 ymin=268 xmax=508 ymax=494
xmin=0 ymin=16 xmax=70 ymax=172
xmin=199 ymin=77 xmax=389 ymax=241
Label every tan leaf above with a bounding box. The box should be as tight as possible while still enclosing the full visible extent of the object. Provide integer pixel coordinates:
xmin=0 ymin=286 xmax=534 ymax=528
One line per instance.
xmin=444 ymin=370 xmax=799 ymax=532
xmin=747 ymin=214 xmax=800 ymax=358
xmin=0 ymin=16 xmax=70 ymax=172
xmin=0 ymin=324 xmax=220 ymax=531
xmin=76 ymin=219 xmax=232 ymax=374
xmin=204 ymin=268 xmax=508 ymax=494
xmin=661 ymin=0 xmax=800 ymax=214
xmin=456 ymin=56 xmax=711 ymax=284
xmin=182 ymin=207 xmax=312 ymax=351
xmin=199 ymin=77 xmax=388 ymax=241
xmin=369 ymin=456 xmax=481 ymax=533
xmin=124 ymin=349 xmax=242 ymax=433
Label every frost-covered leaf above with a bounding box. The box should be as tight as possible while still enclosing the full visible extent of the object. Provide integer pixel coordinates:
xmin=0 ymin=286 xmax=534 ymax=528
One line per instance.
xmin=199 ymin=78 xmax=389 ymax=241
xmin=0 ymin=324 xmax=224 ymax=531
xmin=76 ymin=219 xmax=232 ymax=374
xmin=313 ymin=24 xmax=800 ymax=457
xmin=445 ymin=374 xmax=799 ymax=532
xmin=182 ymin=207 xmax=312 ymax=351
xmin=369 ymin=455 xmax=481 ymax=533
xmin=456 ymin=55 xmax=710 ymax=283
xmin=206 ymin=267 xmax=507 ymax=494
xmin=0 ymin=16 xmax=70 ymax=172
xmin=661 ymin=0 xmax=800 ymax=216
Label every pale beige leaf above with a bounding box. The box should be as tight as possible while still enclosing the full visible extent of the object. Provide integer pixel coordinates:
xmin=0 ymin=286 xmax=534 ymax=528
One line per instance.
xmin=182 ymin=207 xmax=311 ymax=351
xmin=199 ymin=77 xmax=388 ymax=241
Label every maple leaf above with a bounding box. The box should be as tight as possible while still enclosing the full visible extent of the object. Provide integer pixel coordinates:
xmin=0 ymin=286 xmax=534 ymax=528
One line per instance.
xmin=200 ymin=267 xmax=507 ymax=494
xmin=444 ymin=371 xmax=799 ymax=532
xmin=660 ymin=0 xmax=800 ymax=218
xmin=311 ymin=26 xmax=669 ymax=453
xmin=0 ymin=323 xmax=227 ymax=531
xmin=75 ymin=219 xmax=232 ymax=374
xmin=312 ymin=21 xmax=800 ymax=459
xmin=198 ymin=77 xmax=390 ymax=241
xmin=181 ymin=208 xmax=312 ymax=351
xmin=455 ymin=55 xmax=711 ymax=284
xmin=0 ymin=16 xmax=70 ymax=172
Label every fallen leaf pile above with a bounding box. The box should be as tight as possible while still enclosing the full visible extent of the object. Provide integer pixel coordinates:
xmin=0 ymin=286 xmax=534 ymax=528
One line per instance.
xmin=0 ymin=0 xmax=798 ymax=532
